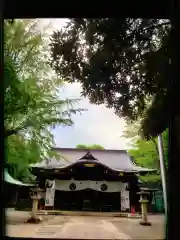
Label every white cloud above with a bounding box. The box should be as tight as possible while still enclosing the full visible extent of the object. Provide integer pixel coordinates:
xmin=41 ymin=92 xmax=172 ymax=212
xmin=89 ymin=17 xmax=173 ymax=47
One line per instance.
xmin=52 ymin=82 xmax=129 ymax=150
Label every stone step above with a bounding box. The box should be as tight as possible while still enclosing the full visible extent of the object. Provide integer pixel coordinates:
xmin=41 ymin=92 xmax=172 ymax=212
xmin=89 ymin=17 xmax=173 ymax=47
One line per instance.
xmin=37 ymin=210 xmax=141 ymax=218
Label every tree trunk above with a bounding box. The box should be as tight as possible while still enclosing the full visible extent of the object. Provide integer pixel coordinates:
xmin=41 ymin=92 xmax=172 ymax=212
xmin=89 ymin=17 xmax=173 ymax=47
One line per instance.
xmin=151 ymin=138 xmax=160 ymax=169
xmin=166 ymin=14 xmax=180 ymax=240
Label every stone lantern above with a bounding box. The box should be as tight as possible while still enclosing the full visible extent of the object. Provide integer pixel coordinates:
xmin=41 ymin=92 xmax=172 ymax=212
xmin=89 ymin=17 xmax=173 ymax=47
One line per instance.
xmin=27 ymin=186 xmax=44 ymax=223
xmin=137 ymin=189 xmax=151 ymax=226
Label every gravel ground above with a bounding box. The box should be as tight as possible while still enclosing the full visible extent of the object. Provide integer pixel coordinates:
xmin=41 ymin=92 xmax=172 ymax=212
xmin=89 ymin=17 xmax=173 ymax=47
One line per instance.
xmin=5 ymin=209 xmax=165 ymax=239
xmin=5 ymin=208 xmax=54 ymax=225
xmin=110 ymin=215 xmax=165 ymax=239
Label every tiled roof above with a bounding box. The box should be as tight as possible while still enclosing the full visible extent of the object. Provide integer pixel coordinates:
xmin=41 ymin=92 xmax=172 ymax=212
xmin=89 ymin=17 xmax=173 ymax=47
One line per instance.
xmin=31 ymin=148 xmax=156 ymax=173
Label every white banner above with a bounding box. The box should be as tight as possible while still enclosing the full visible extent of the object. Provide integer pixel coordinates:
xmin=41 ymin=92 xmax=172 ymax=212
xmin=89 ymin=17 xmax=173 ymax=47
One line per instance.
xmin=55 ymin=180 xmax=123 ymax=192
xmin=45 ymin=179 xmax=56 ymax=206
xmin=121 ymin=183 xmax=130 ymax=211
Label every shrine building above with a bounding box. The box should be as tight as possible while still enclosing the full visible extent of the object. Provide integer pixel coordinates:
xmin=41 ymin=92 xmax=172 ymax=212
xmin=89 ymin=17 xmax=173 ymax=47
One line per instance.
xmin=30 ymin=148 xmax=155 ymax=212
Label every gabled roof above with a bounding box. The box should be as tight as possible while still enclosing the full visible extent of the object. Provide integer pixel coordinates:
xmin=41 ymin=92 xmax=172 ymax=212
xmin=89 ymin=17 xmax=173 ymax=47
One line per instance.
xmin=31 ymin=148 xmax=156 ymax=173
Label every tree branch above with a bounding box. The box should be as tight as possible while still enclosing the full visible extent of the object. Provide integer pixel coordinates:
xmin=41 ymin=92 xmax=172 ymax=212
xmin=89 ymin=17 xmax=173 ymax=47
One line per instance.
xmin=4 ymin=118 xmax=31 ymax=138
xmin=142 ymin=21 xmax=170 ymax=31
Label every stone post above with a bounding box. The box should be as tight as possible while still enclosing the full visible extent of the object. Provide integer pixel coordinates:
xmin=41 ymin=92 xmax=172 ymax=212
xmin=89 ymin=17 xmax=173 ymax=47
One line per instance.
xmin=138 ymin=190 xmax=151 ymax=226
xmin=27 ymin=187 xmax=43 ymax=223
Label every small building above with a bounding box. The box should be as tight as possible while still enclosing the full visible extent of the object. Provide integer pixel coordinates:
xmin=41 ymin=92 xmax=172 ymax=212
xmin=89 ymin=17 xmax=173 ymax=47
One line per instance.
xmin=30 ymin=148 xmax=155 ymax=212
xmin=4 ymin=169 xmax=34 ymax=208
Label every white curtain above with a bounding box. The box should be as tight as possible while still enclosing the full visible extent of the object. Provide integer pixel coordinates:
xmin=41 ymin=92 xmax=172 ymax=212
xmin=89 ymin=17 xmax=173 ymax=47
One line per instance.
xmin=45 ymin=179 xmax=56 ymax=206
xmin=55 ymin=179 xmax=124 ymax=192
xmin=121 ymin=183 xmax=130 ymax=210
xmin=45 ymin=179 xmax=130 ymax=210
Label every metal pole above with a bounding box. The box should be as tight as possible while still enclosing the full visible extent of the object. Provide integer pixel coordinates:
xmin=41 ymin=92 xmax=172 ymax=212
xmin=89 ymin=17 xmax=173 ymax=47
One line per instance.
xmin=157 ymin=134 xmax=167 ymax=217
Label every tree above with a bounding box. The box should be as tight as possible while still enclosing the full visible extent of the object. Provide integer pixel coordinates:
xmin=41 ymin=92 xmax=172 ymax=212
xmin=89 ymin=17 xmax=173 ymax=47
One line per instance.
xmin=4 ymin=20 xmax=51 ymax=81
xmin=49 ymin=18 xmax=171 ymax=137
xmin=129 ymin=138 xmax=162 ymax=185
xmin=76 ymin=144 xmax=105 ymax=150
xmin=122 ymin=119 xmax=142 ymax=145
xmin=162 ymin=129 xmax=168 ymax=169
xmin=123 ymin=121 xmax=168 ymax=184
xmin=129 ymin=139 xmax=160 ymax=170
xmin=6 ymin=135 xmax=41 ymax=181
xmin=4 ymin=20 xmax=83 ymax=181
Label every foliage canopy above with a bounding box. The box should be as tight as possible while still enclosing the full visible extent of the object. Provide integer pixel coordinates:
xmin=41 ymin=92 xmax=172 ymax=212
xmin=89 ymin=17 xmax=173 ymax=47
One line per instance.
xmin=49 ymin=18 xmax=171 ymax=138
xmin=4 ymin=20 xmax=83 ymax=181
xmin=76 ymin=144 xmax=105 ymax=150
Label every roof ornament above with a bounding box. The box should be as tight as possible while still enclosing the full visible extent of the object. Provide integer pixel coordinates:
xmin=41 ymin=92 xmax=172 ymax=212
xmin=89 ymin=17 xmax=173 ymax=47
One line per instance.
xmin=79 ymin=151 xmax=98 ymax=161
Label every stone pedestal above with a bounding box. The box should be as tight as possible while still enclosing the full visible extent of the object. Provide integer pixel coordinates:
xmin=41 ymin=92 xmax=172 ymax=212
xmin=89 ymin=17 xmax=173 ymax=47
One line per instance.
xmin=27 ymin=187 xmax=43 ymax=223
xmin=138 ymin=190 xmax=151 ymax=226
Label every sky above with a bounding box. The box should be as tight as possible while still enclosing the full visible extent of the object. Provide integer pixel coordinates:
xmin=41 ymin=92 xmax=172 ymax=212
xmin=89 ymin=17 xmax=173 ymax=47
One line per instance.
xmin=39 ymin=19 xmax=129 ymax=150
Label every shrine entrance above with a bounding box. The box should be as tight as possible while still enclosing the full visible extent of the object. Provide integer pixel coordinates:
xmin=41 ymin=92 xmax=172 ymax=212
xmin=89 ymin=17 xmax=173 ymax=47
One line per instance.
xmin=54 ymin=189 xmax=120 ymax=212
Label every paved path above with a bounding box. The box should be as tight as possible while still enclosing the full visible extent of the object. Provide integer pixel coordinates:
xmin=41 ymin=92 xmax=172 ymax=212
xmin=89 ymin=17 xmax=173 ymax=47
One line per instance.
xmin=6 ymin=209 xmax=165 ymax=239
xmin=32 ymin=216 xmax=131 ymax=239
